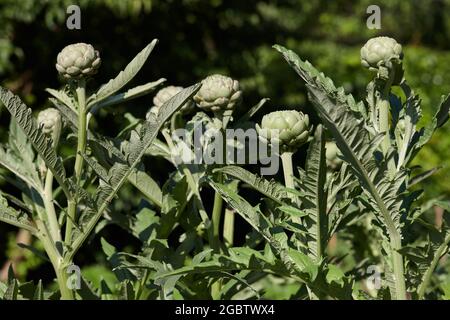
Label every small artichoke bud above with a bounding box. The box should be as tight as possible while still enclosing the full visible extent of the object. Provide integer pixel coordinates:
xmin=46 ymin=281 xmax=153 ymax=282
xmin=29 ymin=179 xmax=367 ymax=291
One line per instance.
xmin=152 ymin=86 xmax=195 ymax=115
xmin=193 ymin=74 xmax=242 ymax=113
xmin=37 ymin=108 xmax=62 ymax=147
xmin=325 ymin=141 xmax=343 ymax=169
xmin=56 ymin=43 xmax=101 ymax=80
xmin=256 ymin=110 xmax=311 ymax=152
xmin=361 ymin=37 xmax=404 ymax=84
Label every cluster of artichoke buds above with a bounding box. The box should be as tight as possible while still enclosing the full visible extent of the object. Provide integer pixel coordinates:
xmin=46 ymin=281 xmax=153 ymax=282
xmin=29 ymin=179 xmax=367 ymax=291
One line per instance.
xmin=256 ymin=110 xmax=312 ymax=153
xmin=193 ymin=74 xmax=242 ymax=114
xmin=56 ymin=43 xmax=101 ymax=80
xmin=360 ymin=36 xmax=404 ymax=84
xmin=146 ymin=85 xmax=195 ymax=119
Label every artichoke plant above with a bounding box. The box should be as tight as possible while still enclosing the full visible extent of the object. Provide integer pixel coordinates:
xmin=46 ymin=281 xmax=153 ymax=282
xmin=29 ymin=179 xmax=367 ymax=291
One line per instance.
xmin=193 ymin=74 xmax=242 ymax=113
xmin=256 ymin=110 xmax=311 ymax=152
xmin=56 ymin=43 xmax=101 ymax=80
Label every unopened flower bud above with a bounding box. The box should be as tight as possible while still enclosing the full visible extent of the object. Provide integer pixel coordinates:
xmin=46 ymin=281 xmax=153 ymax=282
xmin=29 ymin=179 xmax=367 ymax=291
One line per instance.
xmin=256 ymin=110 xmax=311 ymax=152
xmin=37 ymin=108 xmax=62 ymax=147
xmin=194 ymin=74 xmax=242 ymax=113
xmin=56 ymin=43 xmax=101 ymax=80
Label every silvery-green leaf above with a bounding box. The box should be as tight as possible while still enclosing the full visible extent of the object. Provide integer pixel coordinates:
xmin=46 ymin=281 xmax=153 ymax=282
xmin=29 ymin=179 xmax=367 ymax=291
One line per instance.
xmin=91 ymin=40 xmax=158 ymax=105
xmin=0 ymin=87 xmax=70 ymax=197
xmin=90 ymin=78 xmax=166 ymax=111
xmin=0 ymin=193 xmax=36 ymax=233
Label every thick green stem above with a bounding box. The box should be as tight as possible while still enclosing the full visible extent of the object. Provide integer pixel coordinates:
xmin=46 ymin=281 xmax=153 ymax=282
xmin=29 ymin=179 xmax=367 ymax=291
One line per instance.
xmin=377 ymin=68 xmax=396 ymax=172
xmin=418 ymin=233 xmax=450 ymax=299
xmin=212 ymin=190 xmax=223 ymax=251
xmin=378 ymin=99 xmax=390 ymax=155
xmin=280 ymin=152 xmax=299 ymax=207
xmin=44 ymin=170 xmax=61 ymax=242
xmin=281 ymin=152 xmax=294 ymax=188
xmin=65 ymin=80 xmax=87 ymax=244
xmin=36 ymin=220 xmax=74 ymax=300
xmin=375 ymin=71 xmax=406 ymax=299
xmin=223 ymin=207 xmax=235 ymax=247
xmin=55 ymin=263 xmax=75 ymax=300
xmin=391 ymin=235 xmax=407 ymax=300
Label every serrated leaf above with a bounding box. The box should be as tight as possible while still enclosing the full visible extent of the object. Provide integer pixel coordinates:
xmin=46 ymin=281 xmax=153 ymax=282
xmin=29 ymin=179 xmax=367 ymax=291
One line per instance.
xmin=33 ymin=280 xmax=44 ymax=300
xmin=417 ymin=94 xmax=450 ymax=151
xmin=0 ymin=194 xmax=36 ymax=233
xmin=216 ymin=166 xmax=289 ymax=205
xmin=209 ymin=180 xmax=311 ymax=281
xmin=4 ymin=266 xmax=18 ymax=300
xmin=409 ymin=167 xmax=441 ymax=187
xmin=296 ymin=125 xmax=328 ymax=261
xmin=0 ymin=146 xmax=42 ymax=192
xmin=416 ymin=210 xmax=450 ymax=298
xmin=287 ymin=249 xmax=318 ymax=281
xmin=326 ymin=264 xmax=345 ymax=286
xmin=0 ymin=281 xmax=7 ymax=299
xmin=0 ymin=87 xmax=70 ymax=197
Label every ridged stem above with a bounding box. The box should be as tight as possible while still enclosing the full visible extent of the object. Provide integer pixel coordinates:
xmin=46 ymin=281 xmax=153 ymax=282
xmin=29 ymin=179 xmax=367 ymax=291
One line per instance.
xmin=223 ymin=207 xmax=235 ymax=247
xmin=43 ymin=170 xmax=61 ymax=242
xmin=65 ymin=79 xmax=87 ymax=244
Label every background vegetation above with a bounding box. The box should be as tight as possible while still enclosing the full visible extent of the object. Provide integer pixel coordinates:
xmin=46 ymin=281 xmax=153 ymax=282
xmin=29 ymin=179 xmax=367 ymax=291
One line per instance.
xmin=1 ymin=0 xmax=449 ymax=297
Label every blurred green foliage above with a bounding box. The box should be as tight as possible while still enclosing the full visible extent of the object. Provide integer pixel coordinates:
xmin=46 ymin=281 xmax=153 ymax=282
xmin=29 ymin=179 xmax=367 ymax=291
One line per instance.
xmin=1 ymin=0 xmax=450 ymax=292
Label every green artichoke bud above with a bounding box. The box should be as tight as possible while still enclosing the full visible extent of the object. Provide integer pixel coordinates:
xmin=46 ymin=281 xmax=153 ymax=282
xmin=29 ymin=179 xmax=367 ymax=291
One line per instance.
xmin=361 ymin=37 xmax=403 ymax=84
xmin=37 ymin=108 xmax=62 ymax=147
xmin=325 ymin=141 xmax=343 ymax=169
xmin=361 ymin=37 xmax=403 ymax=70
xmin=193 ymin=74 xmax=242 ymax=113
xmin=152 ymin=85 xmax=195 ymax=115
xmin=56 ymin=43 xmax=101 ymax=80
xmin=256 ymin=110 xmax=311 ymax=152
